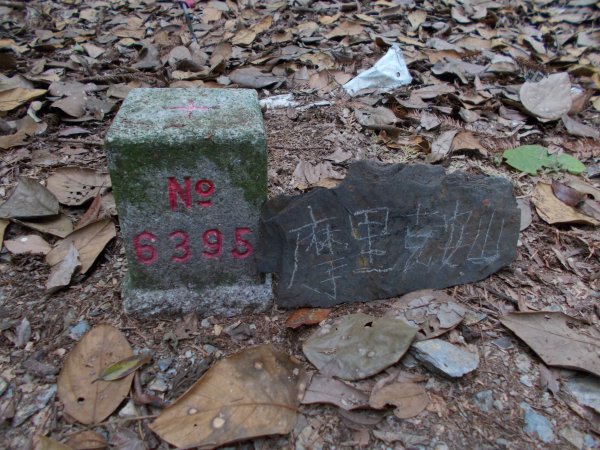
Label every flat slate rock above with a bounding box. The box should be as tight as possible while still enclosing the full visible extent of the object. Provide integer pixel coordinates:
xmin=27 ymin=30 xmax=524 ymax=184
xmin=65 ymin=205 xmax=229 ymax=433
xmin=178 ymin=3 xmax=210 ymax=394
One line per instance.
xmin=258 ymin=161 xmax=519 ymax=308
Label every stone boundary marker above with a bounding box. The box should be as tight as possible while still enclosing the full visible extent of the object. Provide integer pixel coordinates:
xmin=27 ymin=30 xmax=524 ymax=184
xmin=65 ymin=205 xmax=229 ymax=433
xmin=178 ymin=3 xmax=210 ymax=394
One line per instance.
xmin=106 ymin=88 xmax=272 ymax=317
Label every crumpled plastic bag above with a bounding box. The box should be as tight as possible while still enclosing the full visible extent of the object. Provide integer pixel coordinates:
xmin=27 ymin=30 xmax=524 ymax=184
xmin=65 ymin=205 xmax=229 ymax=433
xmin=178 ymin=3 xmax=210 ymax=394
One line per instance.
xmin=343 ymin=45 xmax=412 ymax=96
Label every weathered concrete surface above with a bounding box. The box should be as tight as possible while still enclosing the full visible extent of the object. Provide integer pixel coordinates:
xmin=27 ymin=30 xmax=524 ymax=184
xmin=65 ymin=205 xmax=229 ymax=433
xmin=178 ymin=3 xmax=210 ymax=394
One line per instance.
xmin=258 ymin=161 xmax=520 ymax=308
xmin=106 ymin=88 xmax=271 ymax=317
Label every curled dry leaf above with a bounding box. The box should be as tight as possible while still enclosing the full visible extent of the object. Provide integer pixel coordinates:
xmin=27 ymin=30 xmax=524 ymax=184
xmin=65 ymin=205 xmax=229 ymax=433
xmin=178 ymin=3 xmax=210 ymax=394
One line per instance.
xmin=0 ymin=177 xmax=59 ymax=219
xmin=46 ymin=218 xmax=117 ymax=274
xmin=286 ymin=308 xmax=331 ymax=329
xmin=562 ymin=114 xmax=600 ymax=139
xmin=150 ymin=345 xmax=304 ymax=449
xmin=301 ymin=373 xmax=370 ymax=410
xmin=228 ymin=67 xmax=280 ymax=89
xmin=303 ymin=313 xmax=417 ymax=381
xmin=369 ymin=381 xmax=429 ymax=419
xmin=291 ymin=161 xmax=343 ymax=190
xmin=426 ymin=130 xmax=458 ymax=163
xmin=17 ymin=214 xmax=74 ymax=238
xmin=517 ymin=199 xmax=533 ymax=231
xmin=0 ymin=87 xmax=47 ymax=112
xmin=519 ymin=73 xmax=572 ymax=120
xmin=532 ymin=183 xmax=599 ymax=226
xmin=387 ymin=289 xmax=466 ymax=340
xmin=0 ymin=115 xmax=47 ymax=150
xmin=64 ymin=430 xmax=107 ymax=450
xmin=551 ymin=180 xmax=586 ymax=207
xmin=500 ymin=312 xmax=600 ymax=377
xmin=46 ymin=243 xmax=80 ymax=293
xmin=32 ymin=436 xmax=71 ymax=450
xmin=57 ymin=324 xmax=134 ymax=424
xmin=46 ymin=167 xmax=111 ymax=206
xmin=0 ymin=219 xmax=8 ymax=245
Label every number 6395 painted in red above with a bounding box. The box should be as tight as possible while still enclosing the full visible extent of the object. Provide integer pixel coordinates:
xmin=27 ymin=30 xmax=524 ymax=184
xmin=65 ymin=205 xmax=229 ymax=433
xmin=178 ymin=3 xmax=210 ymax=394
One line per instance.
xmin=133 ymin=227 xmax=253 ymax=265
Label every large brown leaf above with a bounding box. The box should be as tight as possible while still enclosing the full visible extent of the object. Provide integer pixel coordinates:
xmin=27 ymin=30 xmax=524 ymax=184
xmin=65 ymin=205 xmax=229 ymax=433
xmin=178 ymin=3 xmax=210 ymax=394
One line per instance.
xmin=46 ymin=219 xmax=116 ymax=273
xmin=46 ymin=167 xmax=111 ymax=206
xmin=57 ymin=324 xmax=134 ymax=424
xmin=500 ymin=312 xmax=600 ymax=377
xmin=0 ymin=177 xmax=59 ymax=219
xmin=150 ymin=345 xmax=304 ymax=449
xmin=303 ymin=314 xmax=417 ymax=381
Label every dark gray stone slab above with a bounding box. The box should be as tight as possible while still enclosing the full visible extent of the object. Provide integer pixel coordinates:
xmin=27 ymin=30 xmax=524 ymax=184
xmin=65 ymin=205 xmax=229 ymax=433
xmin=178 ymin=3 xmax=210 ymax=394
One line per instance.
xmin=106 ymin=88 xmax=272 ymax=317
xmin=258 ymin=161 xmax=519 ymax=308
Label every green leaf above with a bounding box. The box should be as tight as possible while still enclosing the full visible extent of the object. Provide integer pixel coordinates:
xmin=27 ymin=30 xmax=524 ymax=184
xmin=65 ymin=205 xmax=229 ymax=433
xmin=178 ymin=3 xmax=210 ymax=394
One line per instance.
xmin=94 ymin=353 xmax=152 ymax=382
xmin=556 ymin=154 xmax=586 ymax=174
xmin=503 ymin=145 xmax=549 ymax=175
xmin=503 ymin=145 xmax=585 ymax=175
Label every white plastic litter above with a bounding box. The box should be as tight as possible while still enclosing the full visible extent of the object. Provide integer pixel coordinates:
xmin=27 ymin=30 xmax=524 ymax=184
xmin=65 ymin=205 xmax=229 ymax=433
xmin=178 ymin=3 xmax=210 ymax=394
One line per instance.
xmin=259 ymin=94 xmax=299 ymax=109
xmin=343 ymin=45 xmax=412 ymax=96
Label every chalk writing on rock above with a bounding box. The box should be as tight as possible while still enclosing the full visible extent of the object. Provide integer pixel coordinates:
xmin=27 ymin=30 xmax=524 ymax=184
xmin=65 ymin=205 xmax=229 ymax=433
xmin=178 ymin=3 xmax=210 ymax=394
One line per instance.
xmin=258 ymin=161 xmax=520 ymax=309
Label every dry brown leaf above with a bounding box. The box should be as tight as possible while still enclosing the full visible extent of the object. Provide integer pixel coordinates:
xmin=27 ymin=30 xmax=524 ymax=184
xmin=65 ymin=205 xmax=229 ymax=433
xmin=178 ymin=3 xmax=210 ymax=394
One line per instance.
xmin=52 ymin=93 xmax=86 ymax=118
xmin=407 ymin=10 xmax=427 ymax=29
xmin=427 ymin=130 xmax=458 ymax=162
xmin=369 ymin=381 xmax=429 ymax=419
xmin=0 ymin=87 xmax=47 ymax=112
xmin=291 ymin=161 xmax=343 ymax=190
xmin=519 ymin=73 xmax=572 ymax=120
xmin=561 ymin=114 xmax=600 ymax=139
xmin=252 ymin=16 xmax=273 ymax=34
xmin=232 ymin=28 xmax=256 ymax=46
xmin=64 ymin=430 xmax=107 ymax=450
xmin=500 ymin=312 xmax=600 ymax=377
xmin=355 ymin=106 xmax=397 ymax=130
xmin=301 ymin=373 xmax=370 ymax=410
xmin=46 ymin=243 xmax=80 ymax=293
xmin=0 ymin=177 xmax=59 ymax=219
xmin=46 ymin=167 xmax=111 ymax=206
xmin=0 ymin=115 xmax=47 ymax=150
xmin=551 ymin=180 xmax=586 ymax=206
xmin=285 ymin=308 xmax=331 ymax=329
xmin=532 ymin=183 xmax=599 ymax=226
xmin=517 ymin=199 xmax=533 ymax=231
xmin=325 ymin=21 xmax=364 ymax=39
xmin=4 ymin=234 xmax=52 ymax=255
xmin=150 ymin=345 xmax=304 ymax=449
xmin=75 ymin=195 xmax=108 ymax=230
xmin=32 ymin=436 xmax=71 ymax=450
xmin=46 ymin=218 xmax=116 ymax=273
xmin=0 ymin=219 xmax=8 ymax=245
xmin=580 ymin=199 xmax=600 ymax=221
xmin=82 ymin=43 xmax=104 ymax=59
xmin=228 ymin=67 xmax=280 ymax=89
xmin=209 ymin=42 xmax=232 ymax=69
xmin=17 ymin=214 xmax=74 ymax=238
xmin=564 ymin=176 xmax=600 ymax=200
xmin=57 ymin=324 xmax=134 ymax=424
xmin=451 ymin=131 xmax=487 ymax=156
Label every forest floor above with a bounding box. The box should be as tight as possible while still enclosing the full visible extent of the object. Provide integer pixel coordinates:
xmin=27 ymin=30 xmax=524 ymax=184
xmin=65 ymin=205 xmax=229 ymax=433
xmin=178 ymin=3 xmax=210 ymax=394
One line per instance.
xmin=1 ymin=0 xmax=599 ymax=449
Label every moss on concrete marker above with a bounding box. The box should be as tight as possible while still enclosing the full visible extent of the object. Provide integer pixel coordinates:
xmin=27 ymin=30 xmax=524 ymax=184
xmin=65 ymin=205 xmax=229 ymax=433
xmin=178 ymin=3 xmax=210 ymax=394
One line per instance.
xmin=106 ymin=88 xmax=272 ymax=317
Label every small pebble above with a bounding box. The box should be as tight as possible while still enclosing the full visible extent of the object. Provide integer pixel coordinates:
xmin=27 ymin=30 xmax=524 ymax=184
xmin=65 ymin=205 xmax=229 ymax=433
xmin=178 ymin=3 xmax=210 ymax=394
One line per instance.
xmin=157 ymin=357 xmax=173 ymax=372
xmin=473 ymin=390 xmax=493 ymax=412
xmin=520 ymin=402 xmax=555 ymax=443
xmin=68 ymin=321 xmax=90 ymax=340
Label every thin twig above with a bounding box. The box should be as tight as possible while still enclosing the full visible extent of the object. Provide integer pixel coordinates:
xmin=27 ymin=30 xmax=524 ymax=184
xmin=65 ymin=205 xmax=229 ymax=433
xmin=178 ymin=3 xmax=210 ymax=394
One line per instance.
xmin=51 ymin=138 xmax=104 ymax=146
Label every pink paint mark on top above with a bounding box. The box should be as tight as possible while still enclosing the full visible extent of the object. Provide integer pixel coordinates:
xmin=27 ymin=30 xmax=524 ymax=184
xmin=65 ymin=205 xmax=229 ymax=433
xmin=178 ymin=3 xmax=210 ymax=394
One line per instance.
xmin=166 ymin=99 xmax=213 ymax=118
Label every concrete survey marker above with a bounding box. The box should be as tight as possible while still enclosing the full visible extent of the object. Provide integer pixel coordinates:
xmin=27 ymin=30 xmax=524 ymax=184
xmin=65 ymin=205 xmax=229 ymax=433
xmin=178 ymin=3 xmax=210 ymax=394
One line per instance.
xmin=258 ymin=161 xmax=520 ymax=308
xmin=106 ymin=88 xmax=271 ymax=316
